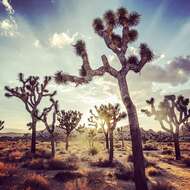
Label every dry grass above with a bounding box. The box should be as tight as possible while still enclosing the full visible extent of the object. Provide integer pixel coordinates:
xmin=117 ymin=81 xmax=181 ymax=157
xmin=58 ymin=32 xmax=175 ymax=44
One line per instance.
xmin=87 ymin=171 xmax=105 ymax=188
xmin=54 ymin=171 xmax=83 ymax=182
xmin=127 ymin=154 xmax=157 ymax=168
xmin=0 ymin=161 xmax=17 ymax=177
xmin=23 ymin=173 xmax=50 ymax=190
xmin=88 ymin=147 xmax=98 ymax=155
xmin=143 ymin=143 xmax=158 ymax=151
xmin=115 ymin=163 xmax=134 ymax=181
xmin=47 ymin=157 xmax=79 ymax=170
xmin=147 ymin=166 xmax=162 ymax=177
xmin=183 ymin=157 xmax=190 ymax=167
xmin=27 ymin=159 xmax=45 ymax=170
xmin=151 ymin=180 xmax=176 ymax=190
xmin=9 ymin=150 xmax=24 ymax=162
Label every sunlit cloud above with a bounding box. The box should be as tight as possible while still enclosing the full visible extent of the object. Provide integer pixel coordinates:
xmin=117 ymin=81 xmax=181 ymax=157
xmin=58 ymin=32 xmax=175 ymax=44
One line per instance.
xmin=49 ymin=32 xmax=79 ymax=48
xmin=0 ymin=0 xmax=18 ymax=37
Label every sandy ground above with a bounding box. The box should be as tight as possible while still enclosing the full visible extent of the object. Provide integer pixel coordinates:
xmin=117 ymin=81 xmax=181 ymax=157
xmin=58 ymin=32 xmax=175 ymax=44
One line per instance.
xmin=0 ymin=136 xmax=189 ymax=190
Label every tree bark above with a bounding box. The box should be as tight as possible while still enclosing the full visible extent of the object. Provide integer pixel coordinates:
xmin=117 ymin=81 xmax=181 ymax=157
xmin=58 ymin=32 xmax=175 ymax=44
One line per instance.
xmin=105 ymin=133 xmax=109 ymax=150
xmin=31 ymin=120 xmax=37 ymax=154
xmin=65 ymin=135 xmax=69 ymax=151
xmin=51 ymin=136 xmax=55 ymax=158
xmin=121 ymin=132 xmax=125 ymax=148
xmin=173 ymin=133 xmax=181 ymax=160
xmin=109 ymin=129 xmax=114 ymax=164
xmin=118 ymin=75 xmax=148 ymax=190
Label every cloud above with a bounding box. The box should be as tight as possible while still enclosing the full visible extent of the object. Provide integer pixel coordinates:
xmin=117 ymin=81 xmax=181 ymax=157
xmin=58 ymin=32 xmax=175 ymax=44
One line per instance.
xmin=0 ymin=0 xmax=18 ymax=37
xmin=141 ymin=55 xmax=190 ymax=85
xmin=49 ymin=32 xmax=78 ymax=48
xmin=33 ymin=39 xmax=41 ymax=48
xmin=0 ymin=18 xmax=17 ymax=37
xmin=1 ymin=0 xmax=14 ymax=14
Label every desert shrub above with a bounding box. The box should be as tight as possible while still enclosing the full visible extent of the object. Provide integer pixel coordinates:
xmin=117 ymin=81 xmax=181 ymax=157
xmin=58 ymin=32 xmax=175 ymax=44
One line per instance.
xmin=127 ymin=154 xmax=156 ymax=168
xmin=66 ymin=154 xmax=79 ymax=163
xmin=0 ymin=161 xmax=17 ymax=177
xmin=115 ymin=163 xmax=134 ymax=180
xmin=114 ymin=144 xmax=121 ymax=149
xmin=90 ymin=157 xmax=115 ymax=167
xmin=143 ymin=143 xmax=158 ymax=151
xmin=9 ymin=150 xmax=24 ymax=162
xmin=87 ymin=171 xmax=105 ymax=188
xmin=183 ymin=157 xmax=190 ymax=167
xmin=54 ymin=171 xmax=83 ymax=182
xmin=23 ymin=174 xmax=50 ymax=190
xmin=151 ymin=180 xmax=176 ymax=190
xmin=162 ymin=148 xmax=173 ymax=155
xmin=27 ymin=159 xmax=45 ymax=170
xmin=35 ymin=149 xmax=52 ymax=159
xmin=88 ymin=147 xmax=98 ymax=155
xmin=47 ymin=158 xmax=78 ymax=170
xmin=144 ymin=158 xmax=157 ymax=168
xmin=147 ymin=166 xmax=162 ymax=176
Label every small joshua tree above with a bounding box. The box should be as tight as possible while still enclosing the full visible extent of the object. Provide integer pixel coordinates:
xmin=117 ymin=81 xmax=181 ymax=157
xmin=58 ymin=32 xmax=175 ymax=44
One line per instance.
xmin=87 ymin=128 xmax=97 ymax=149
xmin=96 ymin=103 xmax=126 ymax=164
xmin=38 ymin=98 xmax=59 ymax=157
xmin=117 ymin=126 xmax=125 ymax=148
xmin=0 ymin=121 xmax=4 ymax=131
xmin=4 ymin=73 xmax=56 ymax=153
xmin=88 ymin=107 xmax=109 ymax=150
xmin=55 ymin=7 xmax=153 ymax=190
xmin=57 ymin=110 xmax=82 ymax=150
xmin=142 ymin=95 xmax=190 ymax=160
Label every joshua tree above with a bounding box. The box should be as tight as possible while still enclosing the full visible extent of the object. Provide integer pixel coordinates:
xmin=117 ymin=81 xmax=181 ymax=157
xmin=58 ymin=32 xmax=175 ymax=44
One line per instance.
xmin=87 ymin=128 xmax=97 ymax=149
xmin=38 ymin=98 xmax=59 ymax=157
xmin=88 ymin=107 xmax=109 ymax=150
xmin=117 ymin=126 xmax=125 ymax=148
xmin=57 ymin=110 xmax=82 ymax=150
xmin=5 ymin=73 xmax=56 ymax=153
xmin=96 ymin=103 xmax=126 ymax=164
xmin=0 ymin=121 xmax=4 ymax=130
xmin=142 ymin=95 xmax=190 ymax=160
xmin=55 ymin=7 xmax=153 ymax=190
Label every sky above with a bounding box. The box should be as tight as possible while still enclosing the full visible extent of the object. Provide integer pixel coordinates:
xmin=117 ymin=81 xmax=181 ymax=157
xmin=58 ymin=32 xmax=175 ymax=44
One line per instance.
xmin=0 ymin=0 xmax=190 ymax=133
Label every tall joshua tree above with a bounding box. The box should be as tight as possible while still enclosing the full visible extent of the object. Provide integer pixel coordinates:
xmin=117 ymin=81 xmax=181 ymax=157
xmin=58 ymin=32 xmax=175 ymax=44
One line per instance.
xmin=142 ymin=95 xmax=190 ymax=160
xmin=0 ymin=121 xmax=4 ymax=130
xmin=88 ymin=107 xmax=109 ymax=150
xmin=38 ymin=98 xmax=59 ymax=157
xmin=57 ymin=110 xmax=82 ymax=150
xmin=5 ymin=73 xmax=56 ymax=153
xmin=55 ymin=7 xmax=153 ymax=190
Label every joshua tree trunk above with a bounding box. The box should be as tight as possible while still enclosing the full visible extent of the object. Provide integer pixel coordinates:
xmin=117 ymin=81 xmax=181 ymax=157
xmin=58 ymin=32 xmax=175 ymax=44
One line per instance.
xmin=109 ymin=129 xmax=114 ymax=164
xmin=173 ymin=133 xmax=181 ymax=160
xmin=121 ymin=132 xmax=125 ymax=148
xmin=31 ymin=119 xmax=37 ymax=154
xmin=105 ymin=133 xmax=109 ymax=150
xmin=118 ymin=76 xmax=148 ymax=190
xmin=51 ymin=135 xmax=55 ymax=157
xmin=65 ymin=134 xmax=69 ymax=151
